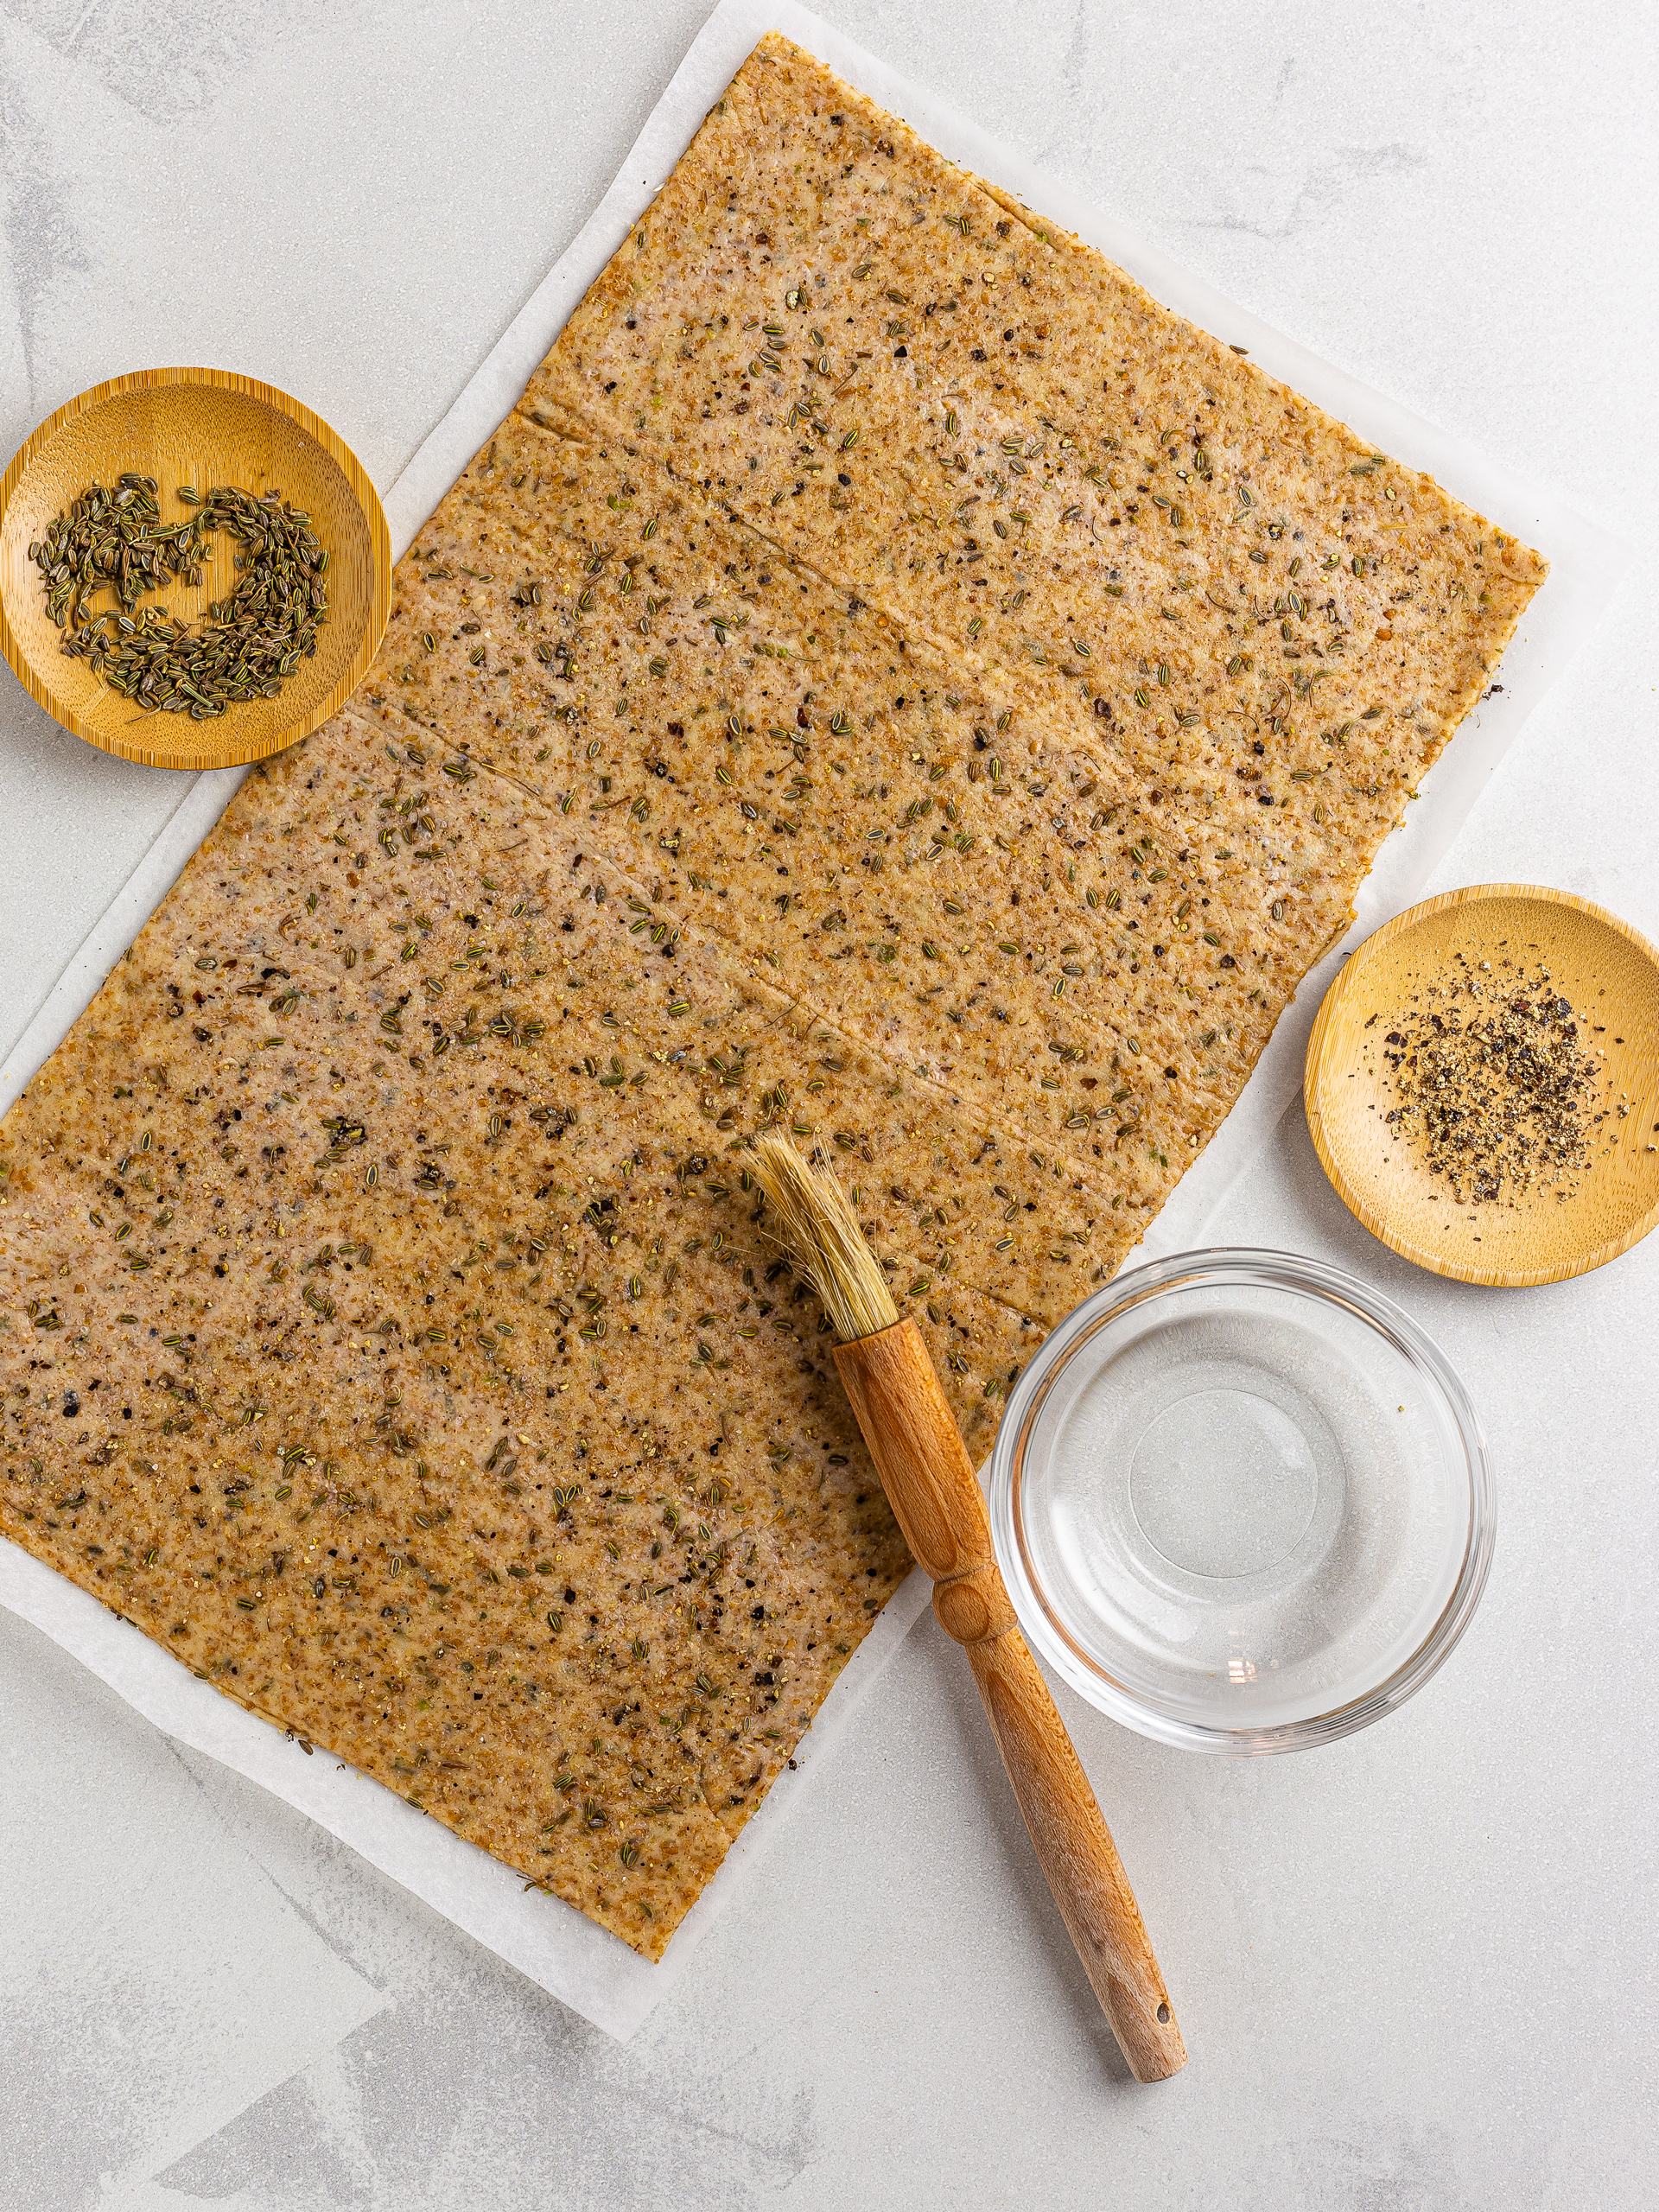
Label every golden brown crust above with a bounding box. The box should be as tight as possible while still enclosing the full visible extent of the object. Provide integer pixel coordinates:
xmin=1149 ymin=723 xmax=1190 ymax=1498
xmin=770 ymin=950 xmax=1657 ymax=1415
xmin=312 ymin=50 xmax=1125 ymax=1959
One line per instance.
xmin=0 ymin=32 xmax=1542 ymax=1961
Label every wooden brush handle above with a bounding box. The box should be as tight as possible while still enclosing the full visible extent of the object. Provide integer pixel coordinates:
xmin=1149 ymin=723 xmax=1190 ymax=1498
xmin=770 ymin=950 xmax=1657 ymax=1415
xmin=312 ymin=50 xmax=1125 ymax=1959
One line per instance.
xmin=834 ymin=1317 xmax=1187 ymax=2083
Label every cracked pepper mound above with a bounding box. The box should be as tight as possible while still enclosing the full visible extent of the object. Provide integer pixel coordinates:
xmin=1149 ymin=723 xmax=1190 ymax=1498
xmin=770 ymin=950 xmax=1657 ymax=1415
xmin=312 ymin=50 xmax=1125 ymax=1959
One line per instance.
xmin=0 ymin=32 xmax=1542 ymax=1960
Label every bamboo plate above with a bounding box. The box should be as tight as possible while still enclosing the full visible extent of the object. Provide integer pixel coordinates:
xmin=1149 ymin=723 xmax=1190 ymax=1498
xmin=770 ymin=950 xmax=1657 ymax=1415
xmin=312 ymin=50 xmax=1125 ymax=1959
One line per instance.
xmin=0 ymin=366 xmax=390 ymax=771
xmin=1305 ymin=886 xmax=1659 ymax=1287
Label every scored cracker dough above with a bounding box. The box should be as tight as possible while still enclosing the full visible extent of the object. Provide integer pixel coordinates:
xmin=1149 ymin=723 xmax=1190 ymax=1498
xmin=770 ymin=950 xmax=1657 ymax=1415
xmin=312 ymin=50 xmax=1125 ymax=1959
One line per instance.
xmin=0 ymin=33 xmax=1542 ymax=1960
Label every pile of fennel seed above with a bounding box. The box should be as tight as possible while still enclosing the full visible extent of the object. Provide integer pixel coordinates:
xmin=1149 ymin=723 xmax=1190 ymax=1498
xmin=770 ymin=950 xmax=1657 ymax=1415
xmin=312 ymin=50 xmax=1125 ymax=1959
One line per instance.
xmin=1372 ymin=953 xmax=1606 ymax=1205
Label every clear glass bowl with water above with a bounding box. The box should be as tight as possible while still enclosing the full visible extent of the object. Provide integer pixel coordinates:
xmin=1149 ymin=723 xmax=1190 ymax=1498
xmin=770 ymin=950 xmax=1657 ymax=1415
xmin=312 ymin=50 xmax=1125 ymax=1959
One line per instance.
xmin=989 ymin=1250 xmax=1494 ymax=1752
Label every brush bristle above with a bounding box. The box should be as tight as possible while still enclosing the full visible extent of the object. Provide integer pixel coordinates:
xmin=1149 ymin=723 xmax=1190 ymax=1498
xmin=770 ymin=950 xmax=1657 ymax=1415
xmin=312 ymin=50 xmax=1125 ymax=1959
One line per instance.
xmin=748 ymin=1138 xmax=899 ymax=1343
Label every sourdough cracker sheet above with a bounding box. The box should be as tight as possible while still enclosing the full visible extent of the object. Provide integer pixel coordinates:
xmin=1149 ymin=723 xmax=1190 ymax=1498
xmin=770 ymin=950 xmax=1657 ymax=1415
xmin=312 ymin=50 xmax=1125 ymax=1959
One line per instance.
xmin=0 ymin=2 xmax=1621 ymax=2039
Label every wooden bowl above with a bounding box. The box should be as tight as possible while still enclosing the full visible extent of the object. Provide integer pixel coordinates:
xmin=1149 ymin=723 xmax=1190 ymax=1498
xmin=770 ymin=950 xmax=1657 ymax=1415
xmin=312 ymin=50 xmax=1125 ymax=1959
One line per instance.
xmin=0 ymin=366 xmax=389 ymax=770
xmin=1305 ymin=886 xmax=1659 ymax=1287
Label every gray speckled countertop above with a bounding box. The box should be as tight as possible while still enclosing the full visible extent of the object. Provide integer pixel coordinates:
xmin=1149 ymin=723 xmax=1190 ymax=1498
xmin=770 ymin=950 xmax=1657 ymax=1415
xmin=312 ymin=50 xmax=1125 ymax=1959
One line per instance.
xmin=3 ymin=3 xmax=1656 ymax=2206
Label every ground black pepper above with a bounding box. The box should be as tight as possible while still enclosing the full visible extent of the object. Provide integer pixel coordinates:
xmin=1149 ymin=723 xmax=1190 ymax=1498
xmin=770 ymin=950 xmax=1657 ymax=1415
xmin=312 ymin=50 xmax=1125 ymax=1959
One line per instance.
xmin=1370 ymin=952 xmax=1609 ymax=1205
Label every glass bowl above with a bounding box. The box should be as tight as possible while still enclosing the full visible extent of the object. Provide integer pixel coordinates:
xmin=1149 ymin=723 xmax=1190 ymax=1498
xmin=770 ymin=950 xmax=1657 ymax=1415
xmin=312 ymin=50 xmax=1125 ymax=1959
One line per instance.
xmin=988 ymin=1249 xmax=1494 ymax=1753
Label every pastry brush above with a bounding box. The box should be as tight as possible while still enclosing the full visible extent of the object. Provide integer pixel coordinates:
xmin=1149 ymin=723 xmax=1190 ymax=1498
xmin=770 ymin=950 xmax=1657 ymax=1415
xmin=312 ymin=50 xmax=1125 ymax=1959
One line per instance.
xmin=749 ymin=1137 xmax=1186 ymax=2082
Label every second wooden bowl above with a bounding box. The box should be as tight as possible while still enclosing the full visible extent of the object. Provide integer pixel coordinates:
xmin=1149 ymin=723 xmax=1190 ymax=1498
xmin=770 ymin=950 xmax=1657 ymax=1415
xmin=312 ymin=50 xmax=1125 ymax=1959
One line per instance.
xmin=0 ymin=367 xmax=390 ymax=771
xmin=1305 ymin=885 xmax=1659 ymax=1287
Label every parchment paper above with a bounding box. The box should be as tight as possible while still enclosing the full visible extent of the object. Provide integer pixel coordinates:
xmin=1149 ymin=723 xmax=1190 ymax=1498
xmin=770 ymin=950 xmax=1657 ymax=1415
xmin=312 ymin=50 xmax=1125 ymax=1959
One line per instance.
xmin=0 ymin=0 xmax=1625 ymax=2040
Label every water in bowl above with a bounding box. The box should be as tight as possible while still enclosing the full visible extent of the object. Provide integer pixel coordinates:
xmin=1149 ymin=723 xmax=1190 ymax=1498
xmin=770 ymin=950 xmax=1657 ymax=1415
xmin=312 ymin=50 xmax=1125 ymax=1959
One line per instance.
xmin=1011 ymin=1275 xmax=1472 ymax=1737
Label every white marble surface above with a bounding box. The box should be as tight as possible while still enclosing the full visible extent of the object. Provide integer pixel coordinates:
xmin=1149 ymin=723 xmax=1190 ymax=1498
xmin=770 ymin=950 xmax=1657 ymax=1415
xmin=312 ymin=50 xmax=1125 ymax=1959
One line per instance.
xmin=2 ymin=1 xmax=1656 ymax=2204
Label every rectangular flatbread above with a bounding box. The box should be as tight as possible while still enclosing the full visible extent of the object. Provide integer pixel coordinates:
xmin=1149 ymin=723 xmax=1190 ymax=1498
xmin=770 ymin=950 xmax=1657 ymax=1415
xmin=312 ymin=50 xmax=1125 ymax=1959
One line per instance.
xmin=0 ymin=33 xmax=1542 ymax=1959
